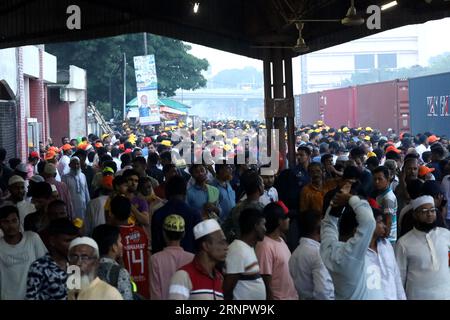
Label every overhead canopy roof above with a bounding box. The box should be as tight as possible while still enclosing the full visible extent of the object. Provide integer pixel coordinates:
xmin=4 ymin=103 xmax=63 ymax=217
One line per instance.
xmin=0 ymin=0 xmax=449 ymax=59
xmin=127 ymin=97 xmax=191 ymax=113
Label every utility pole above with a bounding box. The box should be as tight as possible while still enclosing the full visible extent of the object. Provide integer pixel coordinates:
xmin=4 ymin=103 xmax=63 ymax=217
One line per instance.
xmin=143 ymin=32 xmax=148 ymax=55
xmin=123 ymin=52 xmax=127 ymax=121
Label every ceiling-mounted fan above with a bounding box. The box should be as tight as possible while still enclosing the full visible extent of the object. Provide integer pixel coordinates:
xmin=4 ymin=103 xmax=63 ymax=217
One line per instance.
xmin=251 ymin=0 xmax=365 ymax=52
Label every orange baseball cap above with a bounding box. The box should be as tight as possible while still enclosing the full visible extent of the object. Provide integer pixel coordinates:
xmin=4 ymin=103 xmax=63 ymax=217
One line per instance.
xmin=428 ymin=135 xmax=440 ymax=144
xmin=419 ymin=166 xmax=435 ymax=177
xmin=62 ymin=144 xmax=72 ymax=151
xmin=44 ymin=150 xmax=56 ymax=160
xmin=385 ymin=145 xmax=401 ymax=154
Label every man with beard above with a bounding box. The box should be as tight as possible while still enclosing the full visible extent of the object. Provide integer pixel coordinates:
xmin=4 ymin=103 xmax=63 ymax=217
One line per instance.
xmin=26 ymin=218 xmax=79 ymax=300
xmin=395 ymin=156 xmax=419 ymax=213
xmin=395 ymin=195 xmax=450 ymax=299
xmin=67 ymin=237 xmax=123 ymax=300
xmin=62 ymin=157 xmax=90 ymax=221
xmin=169 ymin=219 xmax=228 ymax=300
xmin=223 ymin=208 xmax=266 ymax=300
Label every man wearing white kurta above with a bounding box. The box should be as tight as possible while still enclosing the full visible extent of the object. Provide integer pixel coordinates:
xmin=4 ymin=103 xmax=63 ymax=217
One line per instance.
xmin=395 ymin=195 xmax=450 ymax=300
xmin=62 ymin=157 xmax=90 ymax=220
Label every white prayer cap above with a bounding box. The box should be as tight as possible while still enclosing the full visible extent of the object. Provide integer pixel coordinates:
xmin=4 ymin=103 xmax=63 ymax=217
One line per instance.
xmin=44 ymin=163 xmax=57 ymax=175
xmin=8 ymin=175 xmax=24 ymax=186
xmin=411 ymin=195 xmax=435 ymax=211
xmin=15 ymin=163 xmax=27 ymax=174
xmin=193 ymin=219 xmax=222 ymax=240
xmin=50 ymin=184 xmax=57 ymax=193
xmin=30 ymin=175 xmax=45 ymax=183
xmin=337 ymin=155 xmax=349 ymax=162
xmin=69 ymin=237 xmax=99 ymax=257
xmin=70 ymin=156 xmax=80 ymax=163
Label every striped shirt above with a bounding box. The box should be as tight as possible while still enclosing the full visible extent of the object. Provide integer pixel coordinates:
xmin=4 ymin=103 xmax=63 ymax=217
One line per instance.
xmin=168 ymin=257 xmax=224 ymax=300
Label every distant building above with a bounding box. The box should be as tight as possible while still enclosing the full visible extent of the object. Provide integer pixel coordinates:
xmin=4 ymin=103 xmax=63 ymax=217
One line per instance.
xmin=48 ymin=65 xmax=88 ymax=144
xmin=0 ymin=45 xmax=57 ymax=161
xmin=298 ymin=19 xmax=450 ymax=94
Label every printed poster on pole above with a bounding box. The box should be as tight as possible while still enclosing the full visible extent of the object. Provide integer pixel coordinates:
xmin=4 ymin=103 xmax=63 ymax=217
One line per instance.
xmin=133 ymin=54 xmax=160 ymax=125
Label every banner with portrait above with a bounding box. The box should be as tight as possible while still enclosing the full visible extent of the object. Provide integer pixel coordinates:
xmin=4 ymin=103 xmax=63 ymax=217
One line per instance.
xmin=133 ymin=54 xmax=160 ymax=125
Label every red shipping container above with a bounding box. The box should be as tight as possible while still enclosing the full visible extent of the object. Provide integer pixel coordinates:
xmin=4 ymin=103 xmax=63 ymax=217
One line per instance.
xmin=355 ymin=80 xmax=409 ymax=135
xmin=296 ymin=92 xmax=321 ymax=126
xmin=320 ymin=87 xmax=356 ymax=129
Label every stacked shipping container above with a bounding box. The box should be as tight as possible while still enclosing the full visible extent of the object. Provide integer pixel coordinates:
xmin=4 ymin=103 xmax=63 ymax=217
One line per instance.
xmin=295 ymin=72 xmax=450 ymax=136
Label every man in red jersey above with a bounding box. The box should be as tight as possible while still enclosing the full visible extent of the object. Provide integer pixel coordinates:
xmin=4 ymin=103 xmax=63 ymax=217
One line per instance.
xmin=109 ymin=195 xmax=150 ymax=299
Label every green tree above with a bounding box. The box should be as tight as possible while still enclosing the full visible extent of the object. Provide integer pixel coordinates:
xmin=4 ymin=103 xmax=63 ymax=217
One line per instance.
xmin=209 ymin=67 xmax=263 ymax=89
xmin=46 ymin=33 xmax=208 ymax=119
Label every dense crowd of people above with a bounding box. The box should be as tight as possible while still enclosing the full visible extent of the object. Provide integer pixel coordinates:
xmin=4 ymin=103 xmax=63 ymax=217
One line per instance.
xmin=0 ymin=119 xmax=450 ymax=300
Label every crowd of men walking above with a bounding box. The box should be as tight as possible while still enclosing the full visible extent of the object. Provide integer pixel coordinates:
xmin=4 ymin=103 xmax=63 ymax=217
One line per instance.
xmin=0 ymin=120 xmax=449 ymax=300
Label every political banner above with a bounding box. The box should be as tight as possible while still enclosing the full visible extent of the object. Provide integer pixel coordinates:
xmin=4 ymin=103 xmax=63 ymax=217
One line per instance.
xmin=133 ymin=54 xmax=160 ymax=125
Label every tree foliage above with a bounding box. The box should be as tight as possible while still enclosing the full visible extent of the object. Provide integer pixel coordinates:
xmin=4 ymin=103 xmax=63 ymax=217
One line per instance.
xmin=209 ymin=67 xmax=263 ymax=89
xmin=46 ymin=33 xmax=209 ymax=119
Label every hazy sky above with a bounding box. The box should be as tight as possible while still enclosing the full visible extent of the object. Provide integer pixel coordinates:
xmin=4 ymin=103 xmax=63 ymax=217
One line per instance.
xmin=187 ymin=17 xmax=450 ymax=80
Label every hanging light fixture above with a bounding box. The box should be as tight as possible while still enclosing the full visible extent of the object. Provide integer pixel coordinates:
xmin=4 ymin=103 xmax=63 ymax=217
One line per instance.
xmin=341 ymin=0 xmax=365 ymax=26
xmin=193 ymin=2 xmax=200 ymax=14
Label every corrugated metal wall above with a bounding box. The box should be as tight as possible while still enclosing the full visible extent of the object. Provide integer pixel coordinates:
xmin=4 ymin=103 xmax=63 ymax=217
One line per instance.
xmin=0 ymin=101 xmax=17 ymax=160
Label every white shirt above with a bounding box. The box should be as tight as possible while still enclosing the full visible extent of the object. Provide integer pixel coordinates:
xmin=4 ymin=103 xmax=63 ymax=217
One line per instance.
xmin=395 ymin=227 xmax=450 ymax=300
xmin=415 ymin=144 xmax=430 ymax=160
xmin=0 ymin=231 xmax=47 ymax=300
xmin=113 ymin=158 xmax=122 ymax=172
xmin=84 ymin=195 xmax=109 ymax=236
xmin=289 ymin=238 xmax=334 ymax=300
xmin=240 ymin=187 xmax=279 ymax=206
xmin=225 ymin=239 xmax=266 ymax=300
xmin=259 ymin=187 xmax=278 ymax=206
xmin=57 ymin=155 xmax=71 ymax=176
xmin=366 ymin=239 xmax=406 ymax=300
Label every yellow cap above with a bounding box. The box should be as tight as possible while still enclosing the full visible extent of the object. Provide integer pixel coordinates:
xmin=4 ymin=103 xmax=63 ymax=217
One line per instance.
xmin=101 ymin=133 xmax=109 ymax=140
xmin=73 ymin=218 xmax=83 ymax=229
xmin=367 ymin=151 xmax=377 ymax=158
xmin=366 ymin=127 xmax=373 ymax=132
xmin=231 ymin=137 xmax=241 ymax=145
xmin=364 ymin=136 xmax=371 ymax=141
xmin=223 ymin=144 xmax=232 ymax=151
xmin=357 ymin=127 xmax=362 ymax=131
xmin=342 ymin=127 xmax=349 ymax=132
xmin=161 ymin=140 xmax=172 ymax=147
xmin=163 ymin=214 xmax=185 ymax=232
